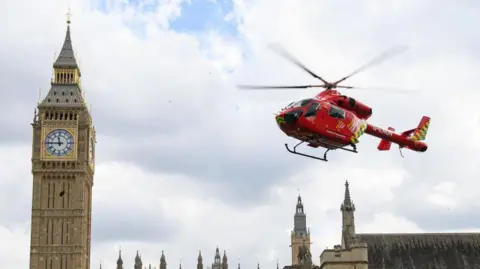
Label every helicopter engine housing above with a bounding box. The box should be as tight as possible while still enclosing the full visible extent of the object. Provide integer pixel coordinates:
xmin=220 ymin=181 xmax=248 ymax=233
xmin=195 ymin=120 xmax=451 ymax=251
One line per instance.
xmin=336 ymin=95 xmax=372 ymax=120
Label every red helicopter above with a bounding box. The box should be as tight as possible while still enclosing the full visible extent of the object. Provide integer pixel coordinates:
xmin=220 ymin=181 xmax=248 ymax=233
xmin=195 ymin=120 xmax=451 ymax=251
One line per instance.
xmin=238 ymin=44 xmax=430 ymax=162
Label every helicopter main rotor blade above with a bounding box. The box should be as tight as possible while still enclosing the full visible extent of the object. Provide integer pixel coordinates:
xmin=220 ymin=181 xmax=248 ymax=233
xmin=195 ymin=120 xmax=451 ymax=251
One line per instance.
xmin=333 ymin=45 xmax=409 ymax=85
xmin=237 ymin=84 xmax=325 ymax=90
xmin=337 ymin=85 xmax=419 ymax=94
xmin=267 ymin=43 xmax=330 ymax=84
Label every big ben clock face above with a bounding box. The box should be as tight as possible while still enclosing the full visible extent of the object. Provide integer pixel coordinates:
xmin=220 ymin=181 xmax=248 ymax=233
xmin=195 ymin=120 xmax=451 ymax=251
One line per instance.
xmin=44 ymin=129 xmax=75 ymax=157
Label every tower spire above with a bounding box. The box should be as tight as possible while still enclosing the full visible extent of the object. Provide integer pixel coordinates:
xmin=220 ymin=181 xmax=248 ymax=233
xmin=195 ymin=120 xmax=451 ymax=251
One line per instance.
xmin=116 ymin=250 xmax=124 ymax=269
xmin=54 ymin=8 xmax=78 ymax=69
xmin=214 ymin=246 xmax=221 ymax=265
xmin=66 ymin=7 xmax=72 ymax=24
xmin=197 ymin=250 xmax=203 ymax=269
xmin=40 ymin=9 xmax=85 ymax=107
xmin=160 ymin=250 xmax=167 ymax=269
xmin=341 ymin=180 xmax=356 ymax=249
xmin=293 ymin=194 xmax=307 ymax=235
xmin=291 ymin=193 xmax=310 ymax=265
xmin=222 ymin=250 xmax=228 ymax=269
xmin=343 ymin=180 xmax=353 ymax=207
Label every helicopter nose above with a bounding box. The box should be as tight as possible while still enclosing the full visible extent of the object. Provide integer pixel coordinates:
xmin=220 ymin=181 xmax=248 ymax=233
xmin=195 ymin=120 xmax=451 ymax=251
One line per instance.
xmin=281 ymin=110 xmax=303 ymax=125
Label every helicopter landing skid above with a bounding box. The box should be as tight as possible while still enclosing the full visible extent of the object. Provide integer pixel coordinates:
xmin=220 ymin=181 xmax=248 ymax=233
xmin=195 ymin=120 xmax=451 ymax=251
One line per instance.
xmin=285 ymin=141 xmax=358 ymax=162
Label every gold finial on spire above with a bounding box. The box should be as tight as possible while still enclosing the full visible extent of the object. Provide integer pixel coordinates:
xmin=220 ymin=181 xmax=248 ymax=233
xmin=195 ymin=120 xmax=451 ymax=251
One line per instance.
xmin=66 ymin=6 xmax=72 ymax=24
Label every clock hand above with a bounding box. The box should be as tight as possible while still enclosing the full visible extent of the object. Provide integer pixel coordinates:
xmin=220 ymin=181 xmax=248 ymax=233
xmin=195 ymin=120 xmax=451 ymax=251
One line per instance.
xmin=56 ymin=137 xmax=65 ymax=146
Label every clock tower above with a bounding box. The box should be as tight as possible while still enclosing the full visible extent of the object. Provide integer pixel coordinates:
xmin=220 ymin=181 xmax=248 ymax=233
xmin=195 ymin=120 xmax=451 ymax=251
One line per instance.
xmin=29 ymin=11 xmax=96 ymax=269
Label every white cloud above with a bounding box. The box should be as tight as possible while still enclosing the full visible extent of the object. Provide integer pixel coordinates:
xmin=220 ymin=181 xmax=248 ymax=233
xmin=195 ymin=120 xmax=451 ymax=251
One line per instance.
xmin=360 ymin=212 xmax=424 ymax=233
xmin=1 ymin=0 xmax=480 ymax=268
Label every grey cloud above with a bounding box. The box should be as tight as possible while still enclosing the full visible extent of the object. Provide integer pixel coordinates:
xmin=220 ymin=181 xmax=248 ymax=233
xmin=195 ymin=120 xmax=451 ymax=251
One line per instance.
xmin=92 ymin=205 xmax=178 ymax=243
xmin=407 ymin=208 xmax=480 ymax=231
xmin=0 ymin=175 xmax=31 ymax=225
xmin=104 ymin=135 xmax=309 ymax=205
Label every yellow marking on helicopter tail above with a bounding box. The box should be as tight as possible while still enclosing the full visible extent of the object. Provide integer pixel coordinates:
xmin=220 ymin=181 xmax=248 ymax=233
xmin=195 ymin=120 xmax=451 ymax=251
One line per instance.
xmin=412 ymin=118 xmax=430 ymax=141
xmin=350 ymin=121 xmax=367 ymax=144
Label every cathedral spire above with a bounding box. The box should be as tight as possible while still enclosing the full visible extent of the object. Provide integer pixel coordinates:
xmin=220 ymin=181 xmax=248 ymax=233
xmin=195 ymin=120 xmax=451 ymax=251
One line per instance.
xmin=341 ymin=180 xmax=356 ymax=249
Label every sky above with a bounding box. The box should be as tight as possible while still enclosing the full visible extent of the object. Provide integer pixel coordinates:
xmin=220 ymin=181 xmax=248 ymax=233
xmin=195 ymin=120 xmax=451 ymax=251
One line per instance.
xmin=1 ymin=0 xmax=480 ymax=268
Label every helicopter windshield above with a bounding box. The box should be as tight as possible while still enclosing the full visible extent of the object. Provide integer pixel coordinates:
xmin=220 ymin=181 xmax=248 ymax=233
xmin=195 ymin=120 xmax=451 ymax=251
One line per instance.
xmin=287 ymin=98 xmax=313 ymax=109
xmin=304 ymin=102 xmax=320 ymax=117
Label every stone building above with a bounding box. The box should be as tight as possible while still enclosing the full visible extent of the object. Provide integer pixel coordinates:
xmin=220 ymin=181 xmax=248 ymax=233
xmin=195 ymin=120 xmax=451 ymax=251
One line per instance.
xmin=319 ymin=181 xmax=480 ymax=269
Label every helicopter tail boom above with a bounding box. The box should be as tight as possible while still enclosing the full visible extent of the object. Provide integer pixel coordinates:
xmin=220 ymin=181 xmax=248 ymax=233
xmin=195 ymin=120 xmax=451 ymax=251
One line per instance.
xmin=366 ymin=117 xmax=430 ymax=153
xmin=377 ymin=127 xmax=395 ymax=151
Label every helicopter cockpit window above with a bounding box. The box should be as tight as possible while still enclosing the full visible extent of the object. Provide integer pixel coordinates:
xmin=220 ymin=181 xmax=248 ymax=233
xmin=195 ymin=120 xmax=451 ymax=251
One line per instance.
xmin=328 ymin=105 xmax=345 ymax=119
xmin=304 ymin=102 xmax=320 ymax=117
xmin=289 ymin=98 xmax=313 ymax=108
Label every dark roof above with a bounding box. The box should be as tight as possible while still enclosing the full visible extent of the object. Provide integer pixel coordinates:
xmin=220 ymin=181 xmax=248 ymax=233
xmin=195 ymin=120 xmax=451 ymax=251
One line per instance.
xmin=53 ymin=24 xmax=78 ymax=69
xmin=283 ymin=265 xmax=319 ymax=269
xmin=39 ymin=22 xmax=85 ymax=108
xmin=39 ymin=84 xmax=85 ymax=108
xmin=356 ymin=233 xmax=480 ymax=269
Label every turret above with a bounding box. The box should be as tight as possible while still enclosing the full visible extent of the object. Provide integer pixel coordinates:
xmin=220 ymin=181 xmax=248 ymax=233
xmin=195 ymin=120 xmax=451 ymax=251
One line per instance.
xmin=214 ymin=247 xmax=221 ymax=265
xmin=319 ymin=181 xmax=367 ymax=269
xmin=291 ymin=194 xmax=311 ymax=265
xmin=197 ymin=251 xmax=203 ymax=269
xmin=160 ymin=250 xmax=167 ymax=269
xmin=222 ymin=250 xmax=228 ymax=269
xmin=116 ymin=250 xmax=123 ymax=269
xmin=135 ymin=251 xmax=143 ymax=269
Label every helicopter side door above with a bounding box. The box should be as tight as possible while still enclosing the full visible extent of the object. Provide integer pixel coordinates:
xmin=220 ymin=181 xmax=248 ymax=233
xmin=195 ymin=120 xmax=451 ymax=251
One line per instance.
xmin=323 ymin=104 xmax=352 ymax=141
